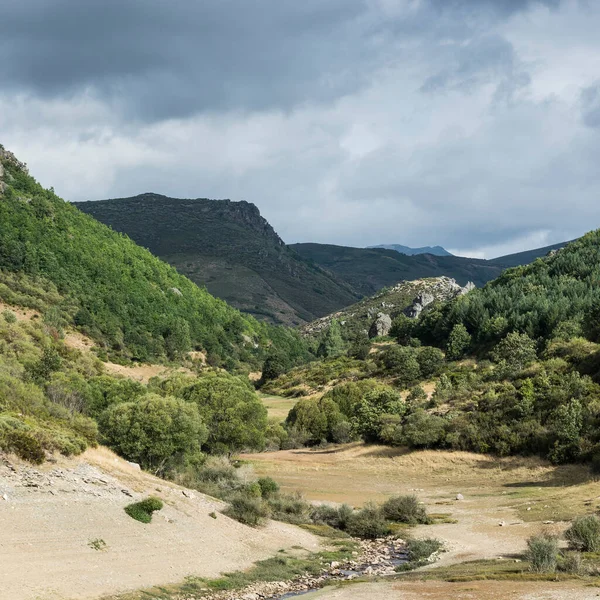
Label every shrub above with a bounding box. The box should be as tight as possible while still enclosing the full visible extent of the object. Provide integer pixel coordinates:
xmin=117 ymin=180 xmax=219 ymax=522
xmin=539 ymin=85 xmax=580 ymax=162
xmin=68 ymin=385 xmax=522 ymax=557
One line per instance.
xmin=446 ymin=324 xmax=471 ymax=360
xmin=565 ymin=515 xmax=600 ymax=552
xmin=224 ymin=493 xmax=269 ymax=527
xmin=125 ymin=497 xmax=164 ymax=523
xmin=310 ymin=504 xmax=353 ymax=530
xmin=257 ymin=477 xmax=280 ymax=499
xmin=2 ymin=310 xmax=17 ymax=324
xmin=4 ymin=428 xmax=45 ymax=464
xmin=417 ymin=346 xmax=444 ymax=378
xmin=345 ymin=503 xmax=391 ymax=539
xmin=526 ymin=533 xmax=559 ymax=573
xmin=267 ymin=492 xmax=311 ymax=524
xmin=558 ymin=551 xmax=584 ymax=574
xmin=382 ymin=495 xmax=429 ymax=524
xmin=405 ymin=537 xmax=443 ymax=562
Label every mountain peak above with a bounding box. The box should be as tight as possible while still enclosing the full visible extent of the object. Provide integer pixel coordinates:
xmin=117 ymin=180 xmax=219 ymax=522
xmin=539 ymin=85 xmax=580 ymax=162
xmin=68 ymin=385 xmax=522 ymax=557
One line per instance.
xmin=368 ymin=244 xmax=453 ymax=257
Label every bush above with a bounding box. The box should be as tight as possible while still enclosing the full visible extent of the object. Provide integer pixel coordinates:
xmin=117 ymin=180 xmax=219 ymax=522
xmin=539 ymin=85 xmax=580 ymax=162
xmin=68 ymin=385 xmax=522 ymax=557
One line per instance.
xmin=558 ymin=551 xmax=584 ymax=574
xmin=526 ymin=533 xmax=559 ymax=573
xmin=257 ymin=477 xmax=280 ymax=499
xmin=382 ymin=495 xmax=429 ymax=524
xmin=124 ymin=497 xmax=164 ymax=523
xmin=4 ymin=428 xmax=45 ymax=464
xmin=405 ymin=537 xmax=443 ymax=562
xmin=310 ymin=504 xmax=353 ymax=530
xmin=224 ymin=493 xmax=270 ymax=527
xmin=565 ymin=515 xmax=600 ymax=552
xmin=345 ymin=503 xmax=391 ymax=539
xmin=267 ymin=492 xmax=311 ymax=524
xmin=2 ymin=309 xmax=17 ymax=324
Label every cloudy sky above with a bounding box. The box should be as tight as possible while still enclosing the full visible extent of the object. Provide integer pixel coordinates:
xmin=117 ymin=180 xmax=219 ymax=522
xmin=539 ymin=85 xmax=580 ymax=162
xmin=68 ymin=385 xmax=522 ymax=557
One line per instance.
xmin=1 ymin=0 xmax=599 ymax=257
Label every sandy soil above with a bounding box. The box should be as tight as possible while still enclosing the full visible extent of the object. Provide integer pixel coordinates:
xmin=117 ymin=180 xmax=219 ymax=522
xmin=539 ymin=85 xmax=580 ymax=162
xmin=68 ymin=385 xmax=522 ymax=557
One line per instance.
xmin=0 ymin=448 xmax=319 ymax=600
xmin=300 ymin=580 xmax=600 ymax=599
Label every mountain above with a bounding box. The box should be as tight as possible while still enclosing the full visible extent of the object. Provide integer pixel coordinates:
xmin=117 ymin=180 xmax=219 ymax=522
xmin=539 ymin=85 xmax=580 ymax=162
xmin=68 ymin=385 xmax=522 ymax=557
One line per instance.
xmin=290 ymin=243 xmax=503 ymax=295
xmin=488 ymin=241 xmax=570 ymax=268
xmin=74 ymin=194 xmax=359 ymax=326
xmin=368 ymin=244 xmax=453 ymax=257
xmin=290 ymin=241 xmax=572 ymax=297
xmin=0 ymin=146 xmax=307 ymax=368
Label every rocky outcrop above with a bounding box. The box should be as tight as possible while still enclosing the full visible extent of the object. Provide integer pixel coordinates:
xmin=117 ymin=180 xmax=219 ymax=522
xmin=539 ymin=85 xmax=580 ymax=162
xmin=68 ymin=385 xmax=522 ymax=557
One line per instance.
xmin=369 ymin=312 xmax=392 ymax=338
xmin=0 ymin=146 xmax=28 ymax=195
xmin=404 ymin=277 xmax=475 ymax=319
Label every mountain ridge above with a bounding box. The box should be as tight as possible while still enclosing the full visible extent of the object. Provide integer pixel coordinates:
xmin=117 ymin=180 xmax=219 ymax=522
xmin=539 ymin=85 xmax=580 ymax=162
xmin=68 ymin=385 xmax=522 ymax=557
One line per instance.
xmin=368 ymin=243 xmax=453 ymax=257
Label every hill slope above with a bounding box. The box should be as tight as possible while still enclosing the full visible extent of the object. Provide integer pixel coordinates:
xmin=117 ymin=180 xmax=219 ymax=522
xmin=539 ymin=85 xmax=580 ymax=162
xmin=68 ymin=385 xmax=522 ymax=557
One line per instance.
xmin=74 ymin=194 xmax=359 ymax=326
xmin=290 ymin=243 xmax=503 ymax=295
xmin=290 ymin=241 xmax=568 ymax=297
xmin=368 ymin=244 xmax=453 ymax=256
xmin=0 ymin=146 xmax=306 ymax=367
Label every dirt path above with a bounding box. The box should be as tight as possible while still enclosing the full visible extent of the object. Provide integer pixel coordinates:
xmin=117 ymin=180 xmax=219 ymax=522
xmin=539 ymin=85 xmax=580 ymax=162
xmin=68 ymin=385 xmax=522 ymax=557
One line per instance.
xmin=0 ymin=448 xmax=319 ymax=600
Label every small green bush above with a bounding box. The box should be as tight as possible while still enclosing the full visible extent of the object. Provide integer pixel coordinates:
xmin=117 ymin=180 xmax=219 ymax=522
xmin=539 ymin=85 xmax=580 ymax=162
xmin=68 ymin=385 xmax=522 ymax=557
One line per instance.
xmin=267 ymin=492 xmax=310 ymax=524
xmin=224 ymin=493 xmax=269 ymax=527
xmin=345 ymin=503 xmax=391 ymax=539
xmin=382 ymin=495 xmax=429 ymax=524
xmin=124 ymin=497 xmax=164 ymax=524
xmin=257 ymin=477 xmax=280 ymax=499
xmin=405 ymin=537 xmax=443 ymax=562
xmin=310 ymin=504 xmax=353 ymax=530
xmin=565 ymin=515 xmax=600 ymax=552
xmin=5 ymin=429 xmax=45 ymax=464
xmin=2 ymin=310 xmax=17 ymax=324
xmin=526 ymin=533 xmax=559 ymax=573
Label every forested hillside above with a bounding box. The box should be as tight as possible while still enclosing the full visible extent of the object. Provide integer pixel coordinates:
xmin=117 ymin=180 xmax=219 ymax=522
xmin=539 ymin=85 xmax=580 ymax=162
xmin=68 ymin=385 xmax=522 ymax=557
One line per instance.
xmin=75 ymin=194 xmax=359 ymax=326
xmin=0 ymin=147 xmax=307 ymax=368
xmin=264 ymin=233 xmax=600 ymax=466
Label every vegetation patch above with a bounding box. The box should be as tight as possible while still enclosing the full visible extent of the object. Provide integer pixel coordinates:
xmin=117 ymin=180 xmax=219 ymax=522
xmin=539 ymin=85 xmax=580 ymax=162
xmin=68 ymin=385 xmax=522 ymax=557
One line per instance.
xmin=124 ymin=497 xmax=164 ymax=524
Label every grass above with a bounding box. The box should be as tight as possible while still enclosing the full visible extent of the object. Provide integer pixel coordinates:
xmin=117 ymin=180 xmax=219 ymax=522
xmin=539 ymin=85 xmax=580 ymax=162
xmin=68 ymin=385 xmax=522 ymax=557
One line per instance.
xmin=124 ymin=497 xmax=164 ymax=524
xmin=259 ymin=392 xmax=298 ymax=420
xmin=88 ymin=538 xmax=108 ymax=551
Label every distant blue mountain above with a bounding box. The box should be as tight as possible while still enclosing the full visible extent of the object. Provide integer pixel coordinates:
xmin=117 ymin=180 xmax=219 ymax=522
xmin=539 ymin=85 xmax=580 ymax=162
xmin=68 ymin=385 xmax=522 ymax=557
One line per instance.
xmin=369 ymin=244 xmax=454 ymax=257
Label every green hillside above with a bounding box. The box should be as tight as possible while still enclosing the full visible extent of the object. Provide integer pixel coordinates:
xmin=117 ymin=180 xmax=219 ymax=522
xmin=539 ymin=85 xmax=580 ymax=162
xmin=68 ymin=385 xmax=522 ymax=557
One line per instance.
xmin=487 ymin=241 xmax=569 ymax=268
xmin=74 ymin=194 xmax=359 ymax=326
xmin=0 ymin=146 xmax=306 ymax=368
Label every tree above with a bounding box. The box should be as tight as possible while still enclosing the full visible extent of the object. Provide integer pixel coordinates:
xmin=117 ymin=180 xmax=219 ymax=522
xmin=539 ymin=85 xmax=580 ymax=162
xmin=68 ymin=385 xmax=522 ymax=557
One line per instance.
xmin=355 ymin=386 xmax=405 ymax=442
xmin=416 ymin=346 xmax=444 ymax=378
xmin=390 ymin=315 xmax=417 ymax=345
xmin=100 ymin=394 xmax=206 ymax=473
xmin=261 ymin=351 xmax=290 ymax=383
xmin=446 ymin=324 xmax=471 ymax=360
xmin=380 ymin=346 xmax=421 ymax=387
xmin=317 ymin=320 xmax=345 ymax=358
xmin=401 ymin=410 xmax=446 ymax=448
xmin=492 ymin=332 xmax=537 ymax=372
xmin=164 ymin=317 xmax=191 ymax=360
xmin=182 ymin=371 xmax=268 ymax=454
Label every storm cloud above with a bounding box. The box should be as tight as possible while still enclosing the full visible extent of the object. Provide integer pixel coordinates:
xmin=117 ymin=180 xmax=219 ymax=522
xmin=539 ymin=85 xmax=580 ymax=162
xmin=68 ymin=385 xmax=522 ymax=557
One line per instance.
xmin=1 ymin=0 xmax=599 ymax=257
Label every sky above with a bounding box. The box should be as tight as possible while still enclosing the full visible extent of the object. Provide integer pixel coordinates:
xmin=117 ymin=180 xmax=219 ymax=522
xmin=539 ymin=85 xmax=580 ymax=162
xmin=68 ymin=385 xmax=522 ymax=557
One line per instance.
xmin=1 ymin=0 xmax=599 ymax=258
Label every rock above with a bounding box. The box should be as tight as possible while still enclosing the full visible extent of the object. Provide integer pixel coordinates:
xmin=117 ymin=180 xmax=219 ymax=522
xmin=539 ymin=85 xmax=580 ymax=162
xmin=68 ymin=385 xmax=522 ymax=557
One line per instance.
xmin=330 ymin=561 xmax=340 ymax=568
xmin=121 ymin=489 xmax=133 ymax=497
xmin=126 ymin=461 xmax=141 ymax=471
xmin=169 ymin=287 xmax=183 ymax=296
xmin=1 ymin=493 xmax=8 ymax=501
xmin=368 ymin=312 xmax=392 ymax=338
xmin=499 ymin=521 xmax=506 ymax=527
xmin=456 ymin=493 xmax=464 ymax=500
xmin=182 ymin=490 xmax=196 ymax=499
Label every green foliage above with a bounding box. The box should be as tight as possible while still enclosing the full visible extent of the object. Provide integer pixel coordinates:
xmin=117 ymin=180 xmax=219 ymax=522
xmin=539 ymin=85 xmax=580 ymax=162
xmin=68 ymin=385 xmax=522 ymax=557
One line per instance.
xmin=261 ymin=351 xmax=290 ymax=383
xmin=405 ymin=537 xmax=443 ymax=562
xmin=400 ymin=410 xmax=447 ymax=449
xmin=310 ymin=504 xmax=353 ymax=530
xmin=446 ymin=324 xmax=471 ymax=360
xmin=224 ymin=493 xmax=270 ymax=527
xmin=492 ymin=332 xmax=537 ymax=372
xmin=0 ymin=152 xmax=309 ymax=367
xmin=2 ymin=309 xmax=17 ymax=324
xmin=381 ymin=495 xmax=429 ymax=524
xmin=526 ymin=533 xmax=559 ymax=573
xmin=391 ymin=314 xmax=418 ymax=345
xmin=565 ymin=516 xmax=600 ymax=552
xmin=345 ymin=503 xmax=391 ymax=539
xmin=354 ymin=385 xmax=405 ymax=442
xmin=379 ymin=346 xmax=421 ymax=387
xmin=257 ymin=477 xmax=280 ymax=499
xmin=124 ymin=497 xmax=164 ymax=523
xmin=416 ymin=346 xmax=445 ymax=378
xmin=182 ymin=371 xmax=267 ymax=453
xmin=100 ymin=394 xmax=206 ymax=473
xmin=317 ymin=320 xmax=345 ymax=359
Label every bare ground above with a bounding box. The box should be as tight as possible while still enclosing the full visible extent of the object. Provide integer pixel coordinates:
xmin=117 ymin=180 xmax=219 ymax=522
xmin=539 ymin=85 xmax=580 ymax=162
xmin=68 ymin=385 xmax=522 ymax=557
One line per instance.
xmin=0 ymin=448 xmax=319 ymax=600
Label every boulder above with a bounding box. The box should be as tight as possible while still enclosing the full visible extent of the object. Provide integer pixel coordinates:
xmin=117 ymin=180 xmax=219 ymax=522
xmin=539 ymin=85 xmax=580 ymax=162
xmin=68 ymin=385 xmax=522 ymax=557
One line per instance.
xmin=369 ymin=312 xmax=392 ymax=338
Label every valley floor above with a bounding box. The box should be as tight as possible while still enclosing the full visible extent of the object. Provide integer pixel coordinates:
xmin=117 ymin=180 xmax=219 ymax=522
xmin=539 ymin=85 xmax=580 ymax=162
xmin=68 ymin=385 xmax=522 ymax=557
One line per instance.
xmin=244 ymin=444 xmax=600 ymax=599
